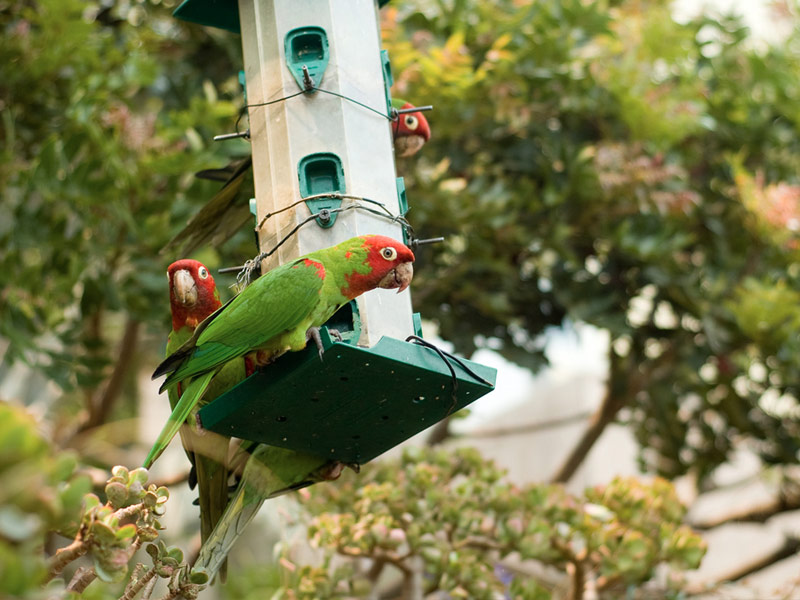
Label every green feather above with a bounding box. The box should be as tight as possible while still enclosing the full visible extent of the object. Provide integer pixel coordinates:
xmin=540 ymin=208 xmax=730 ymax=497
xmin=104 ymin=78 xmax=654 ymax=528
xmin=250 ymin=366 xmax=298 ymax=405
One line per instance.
xmin=192 ymin=446 xmax=333 ymax=580
xmin=144 ymin=369 xmax=217 ymax=468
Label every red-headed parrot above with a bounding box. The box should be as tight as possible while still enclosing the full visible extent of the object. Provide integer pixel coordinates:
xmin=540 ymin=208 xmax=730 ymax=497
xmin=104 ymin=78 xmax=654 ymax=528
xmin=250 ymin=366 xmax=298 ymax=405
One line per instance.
xmin=145 ymin=235 xmax=415 ymax=468
xmin=164 ymin=259 xmax=246 ymax=576
xmin=192 ymin=445 xmax=345 ymax=580
xmin=391 ymin=99 xmax=431 ymax=157
xmin=162 ymin=102 xmax=430 ymax=256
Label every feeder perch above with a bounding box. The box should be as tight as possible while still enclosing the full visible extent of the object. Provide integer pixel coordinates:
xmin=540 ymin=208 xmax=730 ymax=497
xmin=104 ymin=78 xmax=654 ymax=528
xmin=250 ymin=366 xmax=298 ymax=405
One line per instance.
xmin=199 ymin=320 xmax=496 ymax=465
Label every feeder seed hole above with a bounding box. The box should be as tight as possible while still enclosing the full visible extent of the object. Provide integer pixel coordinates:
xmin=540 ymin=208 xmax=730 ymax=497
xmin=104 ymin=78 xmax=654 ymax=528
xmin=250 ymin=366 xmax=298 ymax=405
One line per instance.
xmin=276 ymin=416 xmax=287 ymax=422
xmin=381 ymin=415 xmax=389 ymax=421
xmin=413 ymin=396 xmax=425 ymax=404
xmin=340 ymin=376 xmax=349 ymax=382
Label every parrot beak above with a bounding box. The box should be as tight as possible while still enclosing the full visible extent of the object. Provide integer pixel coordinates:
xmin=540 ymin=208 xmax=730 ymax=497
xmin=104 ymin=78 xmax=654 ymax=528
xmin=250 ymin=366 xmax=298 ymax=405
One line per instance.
xmin=173 ymin=269 xmax=198 ymax=306
xmin=379 ymin=261 xmax=414 ymax=294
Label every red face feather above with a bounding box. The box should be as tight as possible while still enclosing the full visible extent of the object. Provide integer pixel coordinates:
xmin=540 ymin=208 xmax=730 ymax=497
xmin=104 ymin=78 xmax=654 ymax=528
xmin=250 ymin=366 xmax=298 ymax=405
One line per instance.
xmin=342 ymin=235 xmax=415 ymax=299
xmin=394 ymin=103 xmax=431 ymax=141
xmin=167 ymin=259 xmax=222 ymax=331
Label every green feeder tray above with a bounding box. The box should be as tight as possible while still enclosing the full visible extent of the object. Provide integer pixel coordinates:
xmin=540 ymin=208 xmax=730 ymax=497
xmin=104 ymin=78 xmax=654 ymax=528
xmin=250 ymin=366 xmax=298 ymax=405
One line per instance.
xmin=174 ymin=0 xmax=393 ymax=34
xmin=198 ymin=328 xmax=496 ymax=465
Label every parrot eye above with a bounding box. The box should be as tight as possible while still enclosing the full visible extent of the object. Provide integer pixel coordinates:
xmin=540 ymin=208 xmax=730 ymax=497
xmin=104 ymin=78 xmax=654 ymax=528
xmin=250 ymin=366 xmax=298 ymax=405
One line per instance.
xmin=381 ymin=247 xmax=398 ymax=261
xmin=404 ymin=115 xmax=419 ymax=131
xmin=198 ymin=266 xmax=209 ymax=279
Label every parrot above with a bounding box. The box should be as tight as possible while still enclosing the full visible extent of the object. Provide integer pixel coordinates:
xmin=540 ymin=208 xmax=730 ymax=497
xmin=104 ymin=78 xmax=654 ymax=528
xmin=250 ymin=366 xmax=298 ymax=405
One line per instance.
xmin=161 ymin=102 xmax=431 ymax=256
xmin=163 ymin=259 xmax=247 ymax=579
xmin=191 ymin=445 xmax=345 ymax=580
xmin=391 ymin=98 xmax=432 ymax=158
xmin=160 ymin=157 xmax=254 ymax=257
xmin=145 ymin=235 xmax=415 ymax=469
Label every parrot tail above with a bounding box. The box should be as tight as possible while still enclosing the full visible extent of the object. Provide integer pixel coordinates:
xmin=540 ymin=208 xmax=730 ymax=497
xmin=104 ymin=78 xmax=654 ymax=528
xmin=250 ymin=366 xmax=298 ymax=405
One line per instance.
xmin=190 ymin=445 xmax=331 ymax=581
xmin=143 ymin=370 xmax=216 ymax=468
xmin=191 ymin=470 xmax=266 ymax=582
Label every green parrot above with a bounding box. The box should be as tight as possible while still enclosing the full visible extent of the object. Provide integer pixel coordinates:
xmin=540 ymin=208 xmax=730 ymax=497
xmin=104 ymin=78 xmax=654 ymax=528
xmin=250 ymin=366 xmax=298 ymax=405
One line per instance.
xmin=391 ymin=98 xmax=432 ymax=157
xmin=161 ymin=100 xmax=430 ymax=256
xmin=164 ymin=259 xmax=248 ymax=579
xmin=160 ymin=158 xmax=253 ymax=257
xmin=146 ymin=235 xmax=415 ymax=469
xmin=192 ymin=445 xmax=345 ymax=580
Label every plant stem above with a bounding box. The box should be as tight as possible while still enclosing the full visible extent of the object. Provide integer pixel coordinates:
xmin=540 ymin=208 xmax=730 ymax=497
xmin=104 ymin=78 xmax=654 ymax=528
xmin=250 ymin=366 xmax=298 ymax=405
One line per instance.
xmin=67 ymin=567 xmax=97 ymax=593
xmin=46 ymin=538 xmax=89 ymax=582
xmin=119 ymin=566 xmax=157 ymax=600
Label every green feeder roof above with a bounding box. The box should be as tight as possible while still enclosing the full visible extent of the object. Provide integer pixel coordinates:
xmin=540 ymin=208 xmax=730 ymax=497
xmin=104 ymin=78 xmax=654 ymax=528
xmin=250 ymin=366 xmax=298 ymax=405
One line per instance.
xmin=173 ymin=0 xmax=392 ymax=34
xmin=198 ymin=328 xmax=496 ymax=465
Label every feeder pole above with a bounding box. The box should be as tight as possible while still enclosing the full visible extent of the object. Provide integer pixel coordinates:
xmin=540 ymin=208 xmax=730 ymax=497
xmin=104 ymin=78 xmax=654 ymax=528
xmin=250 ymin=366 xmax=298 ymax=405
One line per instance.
xmin=237 ymin=0 xmax=414 ymax=345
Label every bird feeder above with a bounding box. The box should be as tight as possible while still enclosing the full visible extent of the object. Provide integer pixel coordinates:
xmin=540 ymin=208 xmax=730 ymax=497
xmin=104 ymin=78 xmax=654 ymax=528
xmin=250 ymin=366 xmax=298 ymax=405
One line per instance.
xmin=172 ymin=0 xmax=496 ymax=465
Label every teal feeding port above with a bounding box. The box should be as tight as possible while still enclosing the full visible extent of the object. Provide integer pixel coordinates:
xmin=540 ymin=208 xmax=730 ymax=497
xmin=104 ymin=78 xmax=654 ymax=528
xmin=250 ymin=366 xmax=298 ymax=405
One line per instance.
xmin=285 ymin=27 xmax=329 ymax=91
xmin=298 ymin=152 xmax=345 ymax=228
xmin=198 ymin=326 xmax=496 ymax=465
xmin=381 ymin=49 xmax=393 ymax=113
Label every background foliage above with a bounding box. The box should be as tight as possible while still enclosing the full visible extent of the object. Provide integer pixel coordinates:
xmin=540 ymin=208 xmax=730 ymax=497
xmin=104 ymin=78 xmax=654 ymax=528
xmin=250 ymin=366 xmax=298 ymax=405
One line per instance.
xmin=2 ymin=0 xmax=800 ymax=597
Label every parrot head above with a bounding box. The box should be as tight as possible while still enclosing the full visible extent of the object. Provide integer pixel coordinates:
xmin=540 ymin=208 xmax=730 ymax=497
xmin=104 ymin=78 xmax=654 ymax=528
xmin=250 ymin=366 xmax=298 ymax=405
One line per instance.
xmin=393 ymin=102 xmax=431 ymax=157
xmin=341 ymin=235 xmax=415 ymax=298
xmin=167 ymin=259 xmax=222 ymax=330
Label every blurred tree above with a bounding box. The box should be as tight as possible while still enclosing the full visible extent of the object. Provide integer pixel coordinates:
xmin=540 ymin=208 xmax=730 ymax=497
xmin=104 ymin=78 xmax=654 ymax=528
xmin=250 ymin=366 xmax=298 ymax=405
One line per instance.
xmin=3 ymin=0 xmax=800 ymax=596
xmin=0 ymin=0 xmax=248 ymax=461
xmin=381 ymin=0 xmax=800 ymax=482
xmin=225 ymin=447 xmax=705 ymax=599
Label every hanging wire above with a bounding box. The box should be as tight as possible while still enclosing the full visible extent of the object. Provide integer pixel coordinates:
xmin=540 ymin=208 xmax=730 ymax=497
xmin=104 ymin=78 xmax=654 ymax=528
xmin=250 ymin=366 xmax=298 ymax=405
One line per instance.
xmin=229 ymin=83 xmax=432 ymax=139
xmin=224 ymin=195 xmax=416 ymax=290
xmin=404 ymin=335 xmax=494 ymax=415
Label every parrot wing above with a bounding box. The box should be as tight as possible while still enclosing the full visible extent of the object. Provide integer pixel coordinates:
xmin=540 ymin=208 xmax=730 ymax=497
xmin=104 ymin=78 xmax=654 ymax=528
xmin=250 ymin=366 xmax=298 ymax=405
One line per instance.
xmin=161 ymin=157 xmax=254 ymax=256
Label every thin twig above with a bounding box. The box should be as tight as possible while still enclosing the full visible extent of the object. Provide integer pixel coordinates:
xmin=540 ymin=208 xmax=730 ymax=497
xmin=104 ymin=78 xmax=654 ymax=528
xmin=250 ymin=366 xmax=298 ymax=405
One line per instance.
xmin=141 ymin=569 xmax=159 ymax=600
xmin=336 ymin=547 xmax=411 ymax=575
xmin=113 ymin=502 xmax=146 ymax=523
xmin=119 ymin=566 xmax=157 ymax=600
xmin=46 ymin=538 xmax=89 ymax=581
xmin=67 ymin=566 xmax=97 ymax=593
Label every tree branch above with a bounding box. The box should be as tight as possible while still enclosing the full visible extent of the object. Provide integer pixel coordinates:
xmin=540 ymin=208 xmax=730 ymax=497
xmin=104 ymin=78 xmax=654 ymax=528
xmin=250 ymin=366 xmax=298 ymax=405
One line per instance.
xmin=119 ymin=567 xmax=157 ymax=600
xmin=67 ymin=566 xmax=97 ymax=593
xmin=82 ymin=317 xmax=140 ymax=432
xmin=46 ymin=538 xmax=89 ymax=582
xmin=550 ymin=346 xmax=635 ymax=484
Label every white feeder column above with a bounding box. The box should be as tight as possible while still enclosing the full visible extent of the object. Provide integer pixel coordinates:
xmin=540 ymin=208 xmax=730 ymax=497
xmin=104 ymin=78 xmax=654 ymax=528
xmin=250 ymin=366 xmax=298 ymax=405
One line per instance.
xmin=237 ymin=0 xmax=414 ymax=346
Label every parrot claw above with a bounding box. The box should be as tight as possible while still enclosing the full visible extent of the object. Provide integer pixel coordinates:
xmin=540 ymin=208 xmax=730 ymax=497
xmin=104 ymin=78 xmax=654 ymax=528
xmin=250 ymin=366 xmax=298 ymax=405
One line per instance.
xmin=306 ymin=327 xmax=327 ymax=361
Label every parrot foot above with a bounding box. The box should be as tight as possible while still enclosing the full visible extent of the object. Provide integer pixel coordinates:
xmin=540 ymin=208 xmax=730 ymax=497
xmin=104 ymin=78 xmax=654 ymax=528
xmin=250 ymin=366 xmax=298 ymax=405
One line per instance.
xmin=306 ymin=326 xmax=340 ymax=360
xmin=194 ymin=412 xmax=206 ymax=433
xmin=319 ymin=461 xmax=350 ymax=481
